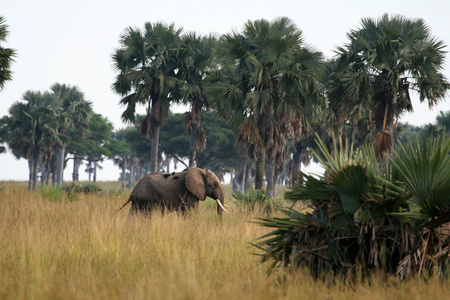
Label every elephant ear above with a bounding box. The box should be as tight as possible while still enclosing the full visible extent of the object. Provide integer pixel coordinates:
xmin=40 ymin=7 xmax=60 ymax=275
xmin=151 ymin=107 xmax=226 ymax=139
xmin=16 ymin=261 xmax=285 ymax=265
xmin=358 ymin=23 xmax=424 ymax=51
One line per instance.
xmin=185 ymin=168 xmax=206 ymax=201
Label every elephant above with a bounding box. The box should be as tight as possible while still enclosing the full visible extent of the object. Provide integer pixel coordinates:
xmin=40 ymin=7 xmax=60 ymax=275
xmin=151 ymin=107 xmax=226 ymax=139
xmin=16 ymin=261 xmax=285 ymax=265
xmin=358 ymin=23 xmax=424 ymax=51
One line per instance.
xmin=119 ymin=167 xmax=228 ymax=216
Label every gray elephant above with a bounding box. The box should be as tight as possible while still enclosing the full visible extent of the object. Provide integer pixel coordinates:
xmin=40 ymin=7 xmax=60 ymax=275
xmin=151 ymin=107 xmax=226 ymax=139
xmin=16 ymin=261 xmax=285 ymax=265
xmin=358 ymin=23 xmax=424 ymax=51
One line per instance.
xmin=119 ymin=167 xmax=228 ymax=215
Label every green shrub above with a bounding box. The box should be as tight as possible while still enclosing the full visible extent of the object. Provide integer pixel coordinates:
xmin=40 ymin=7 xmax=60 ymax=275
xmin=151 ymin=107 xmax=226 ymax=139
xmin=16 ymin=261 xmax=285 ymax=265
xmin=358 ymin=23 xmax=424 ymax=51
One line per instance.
xmin=63 ymin=183 xmax=102 ymax=194
xmin=232 ymin=186 xmax=281 ymax=213
xmin=254 ymin=133 xmax=450 ymax=280
xmin=38 ymin=186 xmax=66 ymax=202
xmin=105 ymin=188 xmax=126 ymax=196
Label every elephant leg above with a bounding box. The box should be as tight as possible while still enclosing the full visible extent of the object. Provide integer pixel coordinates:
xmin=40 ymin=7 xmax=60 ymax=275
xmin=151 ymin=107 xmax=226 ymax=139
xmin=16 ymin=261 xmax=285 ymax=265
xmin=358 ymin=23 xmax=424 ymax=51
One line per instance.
xmin=128 ymin=197 xmax=157 ymax=217
xmin=180 ymin=201 xmax=198 ymax=216
xmin=128 ymin=204 xmax=140 ymax=217
xmin=189 ymin=201 xmax=199 ymax=210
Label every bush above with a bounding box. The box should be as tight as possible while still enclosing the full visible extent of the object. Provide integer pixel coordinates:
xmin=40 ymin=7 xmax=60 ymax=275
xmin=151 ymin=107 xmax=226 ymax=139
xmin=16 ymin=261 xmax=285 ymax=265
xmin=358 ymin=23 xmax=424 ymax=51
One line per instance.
xmin=37 ymin=183 xmax=102 ymax=201
xmin=38 ymin=186 xmax=66 ymax=202
xmin=62 ymin=183 xmax=102 ymax=194
xmin=232 ymin=186 xmax=281 ymax=214
xmin=254 ymin=133 xmax=450 ymax=280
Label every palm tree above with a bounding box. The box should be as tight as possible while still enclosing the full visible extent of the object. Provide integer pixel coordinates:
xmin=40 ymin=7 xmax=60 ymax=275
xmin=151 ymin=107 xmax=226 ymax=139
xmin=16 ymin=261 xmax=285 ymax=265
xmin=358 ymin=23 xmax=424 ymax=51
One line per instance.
xmin=256 ymin=132 xmax=450 ymax=279
xmin=5 ymin=91 xmax=62 ymax=189
xmin=50 ymin=83 xmax=92 ymax=185
xmin=329 ymin=14 xmax=449 ymax=157
xmin=112 ymin=22 xmax=183 ymax=172
xmin=0 ymin=16 xmax=16 ymax=91
xmin=178 ymin=33 xmax=216 ymax=167
xmin=206 ymin=17 xmax=324 ymax=190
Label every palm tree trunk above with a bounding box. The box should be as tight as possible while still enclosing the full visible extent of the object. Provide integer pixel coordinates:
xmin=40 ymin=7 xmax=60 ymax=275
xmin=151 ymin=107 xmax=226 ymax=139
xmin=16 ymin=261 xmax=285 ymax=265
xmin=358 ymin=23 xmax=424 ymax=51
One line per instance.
xmin=272 ymin=171 xmax=278 ymax=198
xmin=46 ymin=166 xmax=50 ymax=185
xmin=72 ymin=155 xmax=81 ymax=182
xmin=56 ymin=146 xmax=65 ymax=185
xmin=28 ymin=160 xmax=32 ymax=190
xmin=255 ymin=144 xmax=266 ymax=190
xmin=40 ymin=164 xmax=45 ymax=186
xmin=291 ymin=141 xmax=303 ymax=186
xmin=255 ymin=113 xmax=268 ymax=190
xmin=150 ymin=117 xmax=160 ymax=172
xmin=51 ymin=170 xmax=56 ymax=185
xmin=72 ymin=157 xmax=76 ymax=181
xmin=165 ymin=156 xmax=171 ymax=173
xmin=232 ymin=169 xmax=238 ymax=193
xmin=88 ymin=160 xmax=92 ymax=181
xmin=266 ymin=156 xmax=275 ymax=197
xmin=189 ymin=122 xmax=198 ymax=167
xmin=244 ymin=164 xmax=250 ymax=192
xmin=93 ymin=161 xmax=97 ymax=183
xmin=121 ymin=158 xmax=126 ymax=189
xmin=135 ymin=165 xmax=140 ymax=182
xmin=239 ymin=164 xmax=246 ymax=192
xmin=128 ymin=164 xmax=134 ymax=188
xmin=31 ymin=146 xmax=40 ymax=190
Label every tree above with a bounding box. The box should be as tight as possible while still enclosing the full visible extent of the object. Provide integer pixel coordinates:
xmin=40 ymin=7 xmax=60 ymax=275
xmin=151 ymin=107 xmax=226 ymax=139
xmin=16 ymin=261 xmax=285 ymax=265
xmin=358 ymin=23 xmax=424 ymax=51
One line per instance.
xmin=3 ymin=91 xmax=62 ymax=189
xmin=178 ymin=33 xmax=216 ymax=167
xmin=159 ymin=112 xmax=241 ymax=172
xmin=206 ymin=17 xmax=324 ymax=190
xmin=50 ymin=83 xmax=92 ymax=185
xmin=0 ymin=16 xmax=16 ymax=91
xmin=107 ymin=130 xmax=130 ymax=189
xmin=83 ymin=114 xmax=113 ymax=182
xmin=119 ymin=117 xmax=154 ymax=186
xmin=112 ymin=21 xmax=183 ymax=172
xmin=328 ymin=14 xmax=449 ymax=157
xmin=159 ymin=113 xmax=189 ymax=160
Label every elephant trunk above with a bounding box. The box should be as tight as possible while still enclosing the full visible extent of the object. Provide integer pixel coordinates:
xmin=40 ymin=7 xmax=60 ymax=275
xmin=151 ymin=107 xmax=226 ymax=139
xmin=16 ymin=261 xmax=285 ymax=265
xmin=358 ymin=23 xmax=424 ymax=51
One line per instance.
xmin=215 ymin=189 xmax=228 ymax=215
xmin=216 ymin=199 xmax=228 ymax=215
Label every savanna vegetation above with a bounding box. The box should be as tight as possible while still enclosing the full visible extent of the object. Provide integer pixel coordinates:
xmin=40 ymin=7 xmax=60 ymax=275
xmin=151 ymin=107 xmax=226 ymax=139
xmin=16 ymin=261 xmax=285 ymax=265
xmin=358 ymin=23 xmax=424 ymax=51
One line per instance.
xmin=1 ymin=12 xmax=450 ymax=297
xmin=1 ymin=184 xmax=449 ymax=300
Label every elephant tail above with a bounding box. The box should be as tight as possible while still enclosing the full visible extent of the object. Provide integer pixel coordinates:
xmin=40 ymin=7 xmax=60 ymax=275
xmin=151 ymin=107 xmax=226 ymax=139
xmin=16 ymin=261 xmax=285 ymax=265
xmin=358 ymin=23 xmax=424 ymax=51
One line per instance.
xmin=116 ymin=197 xmax=132 ymax=212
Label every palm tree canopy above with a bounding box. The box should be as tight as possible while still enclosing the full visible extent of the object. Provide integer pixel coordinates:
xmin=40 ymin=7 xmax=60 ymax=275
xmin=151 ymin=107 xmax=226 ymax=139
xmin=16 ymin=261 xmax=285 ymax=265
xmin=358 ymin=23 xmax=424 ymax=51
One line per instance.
xmin=50 ymin=83 xmax=93 ymax=134
xmin=207 ymin=17 xmax=324 ymax=156
xmin=328 ymin=14 xmax=449 ymax=155
xmin=205 ymin=17 xmax=324 ymax=189
xmin=0 ymin=16 xmax=16 ymax=91
xmin=178 ymin=33 xmax=217 ymax=162
xmin=4 ymin=91 xmax=63 ymax=159
xmin=112 ymin=21 xmax=183 ymax=125
xmin=112 ymin=22 xmax=184 ymax=172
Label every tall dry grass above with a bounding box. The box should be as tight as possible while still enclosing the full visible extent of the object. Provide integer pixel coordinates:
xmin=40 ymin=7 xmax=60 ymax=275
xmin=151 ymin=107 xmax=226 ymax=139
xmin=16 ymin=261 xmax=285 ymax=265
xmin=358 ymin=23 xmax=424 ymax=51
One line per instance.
xmin=0 ymin=183 xmax=449 ymax=299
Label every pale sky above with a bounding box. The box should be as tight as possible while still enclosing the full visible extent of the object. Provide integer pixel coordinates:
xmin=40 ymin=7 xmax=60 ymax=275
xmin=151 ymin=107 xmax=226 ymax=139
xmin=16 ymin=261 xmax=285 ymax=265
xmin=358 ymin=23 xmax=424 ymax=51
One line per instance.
xmin=1 ymin=0 xmax=450 ymax=181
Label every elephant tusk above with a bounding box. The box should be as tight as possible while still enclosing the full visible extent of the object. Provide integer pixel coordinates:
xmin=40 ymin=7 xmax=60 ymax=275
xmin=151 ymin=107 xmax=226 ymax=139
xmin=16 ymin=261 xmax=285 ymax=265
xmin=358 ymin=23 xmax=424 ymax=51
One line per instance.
xmin=216 ymin=199 xmax=229 ymax=213
xmin=224 ymin=204 xmax=230 ymax=208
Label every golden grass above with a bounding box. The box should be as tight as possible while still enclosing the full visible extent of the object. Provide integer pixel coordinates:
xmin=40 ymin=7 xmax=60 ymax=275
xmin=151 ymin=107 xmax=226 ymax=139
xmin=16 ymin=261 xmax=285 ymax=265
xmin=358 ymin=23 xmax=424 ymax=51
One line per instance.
xmin=0 ymin=183 xmax=449 ymax=300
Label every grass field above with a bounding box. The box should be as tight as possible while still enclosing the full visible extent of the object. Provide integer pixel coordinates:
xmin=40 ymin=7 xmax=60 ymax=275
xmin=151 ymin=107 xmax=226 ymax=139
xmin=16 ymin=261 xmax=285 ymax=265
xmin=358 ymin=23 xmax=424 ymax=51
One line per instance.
xmin=1 ymin=181 xmax=449 ymax=299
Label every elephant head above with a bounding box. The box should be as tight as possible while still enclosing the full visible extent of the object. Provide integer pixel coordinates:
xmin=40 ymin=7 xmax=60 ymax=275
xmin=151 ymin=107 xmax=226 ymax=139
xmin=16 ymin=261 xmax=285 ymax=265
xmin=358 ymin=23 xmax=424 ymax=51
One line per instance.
xmin=185 ymin=168 xmax=227 ymax=214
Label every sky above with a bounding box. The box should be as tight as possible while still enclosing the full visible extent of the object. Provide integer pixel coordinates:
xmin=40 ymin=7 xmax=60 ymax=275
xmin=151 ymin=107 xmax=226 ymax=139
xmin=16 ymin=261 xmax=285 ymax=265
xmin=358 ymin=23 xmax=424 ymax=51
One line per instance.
xmin=1 ymin=0 xmax=450 ymax=181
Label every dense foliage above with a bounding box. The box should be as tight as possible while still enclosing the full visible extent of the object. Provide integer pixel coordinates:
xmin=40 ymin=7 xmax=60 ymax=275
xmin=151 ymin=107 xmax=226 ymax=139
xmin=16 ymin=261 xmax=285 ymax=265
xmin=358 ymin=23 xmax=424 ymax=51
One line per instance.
xmin=255 ymin=133 xmax=450 ymax=279
xmin=112 ymin=22 xmax=184 ymax=172
xmin=0 ymin=12 xmax=450 ymax=285
xmin=0 ymin=16 xmax=15 ymax=91
xmin=205 ymin=17 xmax=324 ymax=190
xmin=325 ymin=14 xmax=449 ymax=156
